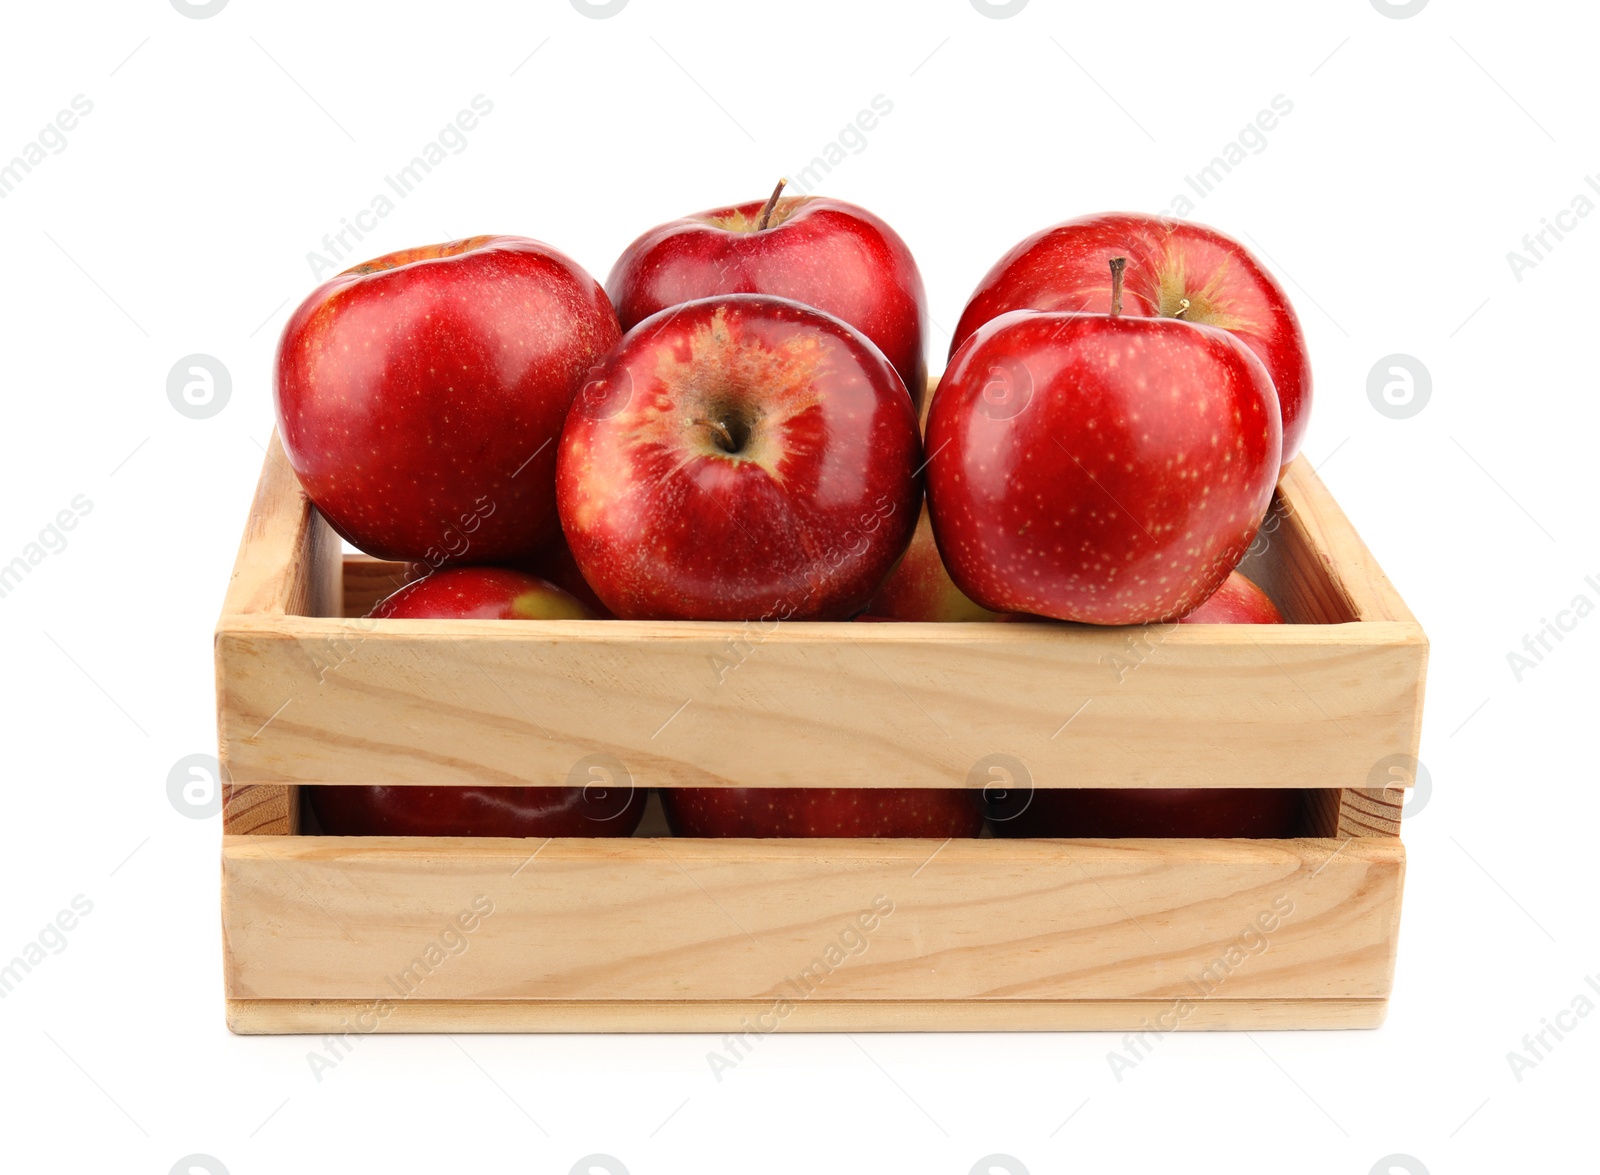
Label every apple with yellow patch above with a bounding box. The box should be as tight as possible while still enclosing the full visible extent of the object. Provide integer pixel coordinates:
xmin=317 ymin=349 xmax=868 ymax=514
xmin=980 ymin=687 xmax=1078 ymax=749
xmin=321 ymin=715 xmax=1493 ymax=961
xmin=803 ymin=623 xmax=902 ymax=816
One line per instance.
xmin=555 ymin=294 xmax=921 ymax=620
xmin=950 ymin=213 xmax=1311 ymax=468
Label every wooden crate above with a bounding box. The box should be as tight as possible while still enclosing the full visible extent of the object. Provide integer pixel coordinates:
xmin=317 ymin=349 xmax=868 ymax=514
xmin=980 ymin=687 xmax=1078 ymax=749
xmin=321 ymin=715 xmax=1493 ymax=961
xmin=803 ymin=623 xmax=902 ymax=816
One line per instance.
xmin=217 ymin=424 xmax=1426 ymax=1034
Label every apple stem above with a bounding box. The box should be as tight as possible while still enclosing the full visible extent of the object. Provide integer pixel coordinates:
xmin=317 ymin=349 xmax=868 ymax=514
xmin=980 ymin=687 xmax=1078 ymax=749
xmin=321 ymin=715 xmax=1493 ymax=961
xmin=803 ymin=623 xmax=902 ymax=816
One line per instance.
xmin=756 ymin=177 xmax=788 ymax=231
xmin=1174 ymin=297 xmax=1191 ymax=319
xmin=1109 ymin=257 xmax=1127 ymax=316
xmin=695 ymin=417 xmax=739 ymax=453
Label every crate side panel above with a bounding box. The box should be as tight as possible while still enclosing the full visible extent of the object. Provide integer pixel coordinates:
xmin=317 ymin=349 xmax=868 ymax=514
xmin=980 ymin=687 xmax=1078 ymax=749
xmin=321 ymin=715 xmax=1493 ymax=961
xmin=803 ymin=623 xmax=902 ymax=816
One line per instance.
xmin=216 ymin=622 xmax=1425 ymax=791
xmin=223 ymin=835 xmax=1403 ymax=1003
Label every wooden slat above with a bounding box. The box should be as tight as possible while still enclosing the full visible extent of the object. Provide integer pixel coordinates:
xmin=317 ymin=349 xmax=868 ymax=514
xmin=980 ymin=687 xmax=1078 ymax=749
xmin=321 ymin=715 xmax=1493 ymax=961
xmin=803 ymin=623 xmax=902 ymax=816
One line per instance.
xmin=216 ymin=617 xmax=1425 ymax=791
xmin=227 ymin=996 xmax=1388 ymax=1034
xmin=215 ymin=433 xmax=341 ymax=832
xmin=222 ymin=834 xmax=1404 ymax=1004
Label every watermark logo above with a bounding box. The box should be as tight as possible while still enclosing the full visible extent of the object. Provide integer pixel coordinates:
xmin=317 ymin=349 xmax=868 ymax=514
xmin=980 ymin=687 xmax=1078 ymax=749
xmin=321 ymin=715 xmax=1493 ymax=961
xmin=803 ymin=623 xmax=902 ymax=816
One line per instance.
xmin=170 ymin=1158 xmax=228 ymax=1175
xmin=1367 ymin=354 xmax=1430 ymax=419
xmin=1506 ymin=971 xmax=1600 ymax=1083
xmin=706 ymin=897 xmax=895 ymax=1081
xmin=566 ymin=753 xmax=637 ymax=824
xmin=168 ymin=354 xmax=230 ymax=420
xmin=976 ymin=359 xmax=1033 ymax=420
xmin=787 ymin=95 xmax=894 ymax=195
xmin=168 ymin=753 xmax=226 ymax=819
xmin=306 ymin=897 xmax=495 ymax=1081
xmin=1369 ymin=0 xmax=1428 ymax=18
xmin=0 ymin=95 xmax=94 ymax=201
xmin=571 ymin=1157 xmax=628 ymax=1175
xmin=1368 ymin=753 xmax=1431 ymax=819
xmin=971 ymin=753 xmax=1033 ymax=824
xmin=970 ymin=0 xmax=1029 ymax=18
xmin=306 ymin=96 xmax=495 ymax=279
xmin=1507 ymin=574 xmax=1599 ymax=681
xmin=1370 ymin=1157 xmax=1427 ymax=1175
xmin=972 ymin=1157 xmax=1029 ymax=1175
xmin=170 ymin=0 xmax=228 ymax=18
xmin=1507 ymin=177 xmax=1599 ymax=282
xmin=574 ymin=365 xmax=633 ymax=422
xmin=0 ymin=894 xmax=93 ymax=1000
xmin=1163 ymin=95 xmax=1294 ymax=217
xmin=0 ymin=494 xmax=93 ymax=602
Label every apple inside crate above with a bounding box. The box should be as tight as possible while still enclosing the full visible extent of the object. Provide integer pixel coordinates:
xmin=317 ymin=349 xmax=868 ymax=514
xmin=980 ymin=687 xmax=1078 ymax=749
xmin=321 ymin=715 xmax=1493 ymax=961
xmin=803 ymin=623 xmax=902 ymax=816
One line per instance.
xmin=216 ymin=433 xmax=1426 ymax=1034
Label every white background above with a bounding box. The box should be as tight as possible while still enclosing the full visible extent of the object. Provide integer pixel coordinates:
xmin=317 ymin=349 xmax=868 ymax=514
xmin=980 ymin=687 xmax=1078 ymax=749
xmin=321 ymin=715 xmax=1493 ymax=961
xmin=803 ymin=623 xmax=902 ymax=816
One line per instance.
xmin=0 ymin=0 xmax=1592 ymax=1171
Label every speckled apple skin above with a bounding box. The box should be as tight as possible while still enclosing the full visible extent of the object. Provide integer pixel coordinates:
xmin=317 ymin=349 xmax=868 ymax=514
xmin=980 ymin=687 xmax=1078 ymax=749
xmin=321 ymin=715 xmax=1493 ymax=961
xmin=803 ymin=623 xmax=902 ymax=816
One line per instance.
xmin=1178 ymin=569 xmax=1284 ymax=624
xmin=951 ymin=213 xmax=1311 ymax=466
xmin=368 ymin=566 xmax=593 ymax=621
xmin=275 ymin=236 xmax=621 ymax=564
xmin=606 ymin=195 xmax=928 ymax=407
xmin=925 ymin=310 xmax=1281 ymax=626
xmin=660 ymin=787 xmax=985 ymax=838
xmin=556 ymin=295 xmax=921 ymax=621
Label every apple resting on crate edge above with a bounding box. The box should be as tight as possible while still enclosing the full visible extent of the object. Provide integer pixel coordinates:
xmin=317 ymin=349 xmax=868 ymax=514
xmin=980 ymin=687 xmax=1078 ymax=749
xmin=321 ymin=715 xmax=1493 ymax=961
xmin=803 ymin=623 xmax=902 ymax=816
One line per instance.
xmin=986 ymin=568 xmax=1298 ymax=838
xmin=606 ymin=177 xmax=929 ymax=406
xmin=949 ymin=211 xmax=1311 ymax=468
xmin=308 ymin=567 xmax=647 ymax=838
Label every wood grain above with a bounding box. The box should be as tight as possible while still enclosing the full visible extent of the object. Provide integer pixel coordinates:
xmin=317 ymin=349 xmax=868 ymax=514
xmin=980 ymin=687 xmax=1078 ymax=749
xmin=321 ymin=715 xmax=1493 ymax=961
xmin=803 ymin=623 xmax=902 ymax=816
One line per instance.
xmin=227 ymin=996 xmax=1388 ymax=1034
xmin=222 ymin=782 xmax=300 ymax=836
xmin=222 ymin=834 xmax=1403 ymax=1004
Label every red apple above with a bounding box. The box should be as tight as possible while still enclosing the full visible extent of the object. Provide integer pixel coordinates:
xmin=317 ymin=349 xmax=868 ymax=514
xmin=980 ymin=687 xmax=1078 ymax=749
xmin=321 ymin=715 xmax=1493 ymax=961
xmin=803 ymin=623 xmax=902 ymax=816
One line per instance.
xmin=986 ymin=566 xmax=1295 ymax=839
xmin=864 ymin=503 xmax=1003 ymax=622
xmin=369 ymin=566 xmax=594 ymax=620
xmin=660 ymin=787 xmax=984 ymax=838
xmin=925 ymin=262 xmax=1281 ymax=626
xmin=309 ymin=567 xmax=647 ymax=838
xmin=606 ymin=181 xmax=928 ymax=406
xmin=275 ymin=236 xmax=621 ymax=565
xmin=951 ymin=213 xmax=1311 ymax=467
xmin=1179 ymin=569 xmax=1284 ymax=624
xmin=556 ymin=295 xmax=921 ymax=621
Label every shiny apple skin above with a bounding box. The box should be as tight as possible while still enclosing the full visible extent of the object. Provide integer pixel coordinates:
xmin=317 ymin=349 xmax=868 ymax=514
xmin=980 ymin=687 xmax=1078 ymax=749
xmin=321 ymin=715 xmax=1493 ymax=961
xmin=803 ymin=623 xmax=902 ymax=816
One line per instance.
xmin=950 ymin=213 xmax=1311 ymax=466
xmin=369 ymin=566 xmax=594 ymax=620
xmin=1179 ymin=569 xmax=1284 ymax=624
xmin=660 ymin=787 xmax=985 ymax=838
xmin=986 ymin=786 xmax=1301 ymax=839
xmin=309 ymin=565 xmax=645 ymax=839
xmin=275 ymin=236 xmax=621 ymax=565
xmin=606 ymin=195 xmax=928 ymax=406
xmin=924 ymin=310 xmax=1281 ymax=625
xmin=556 ymin=295 xmax=921 ymax=621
